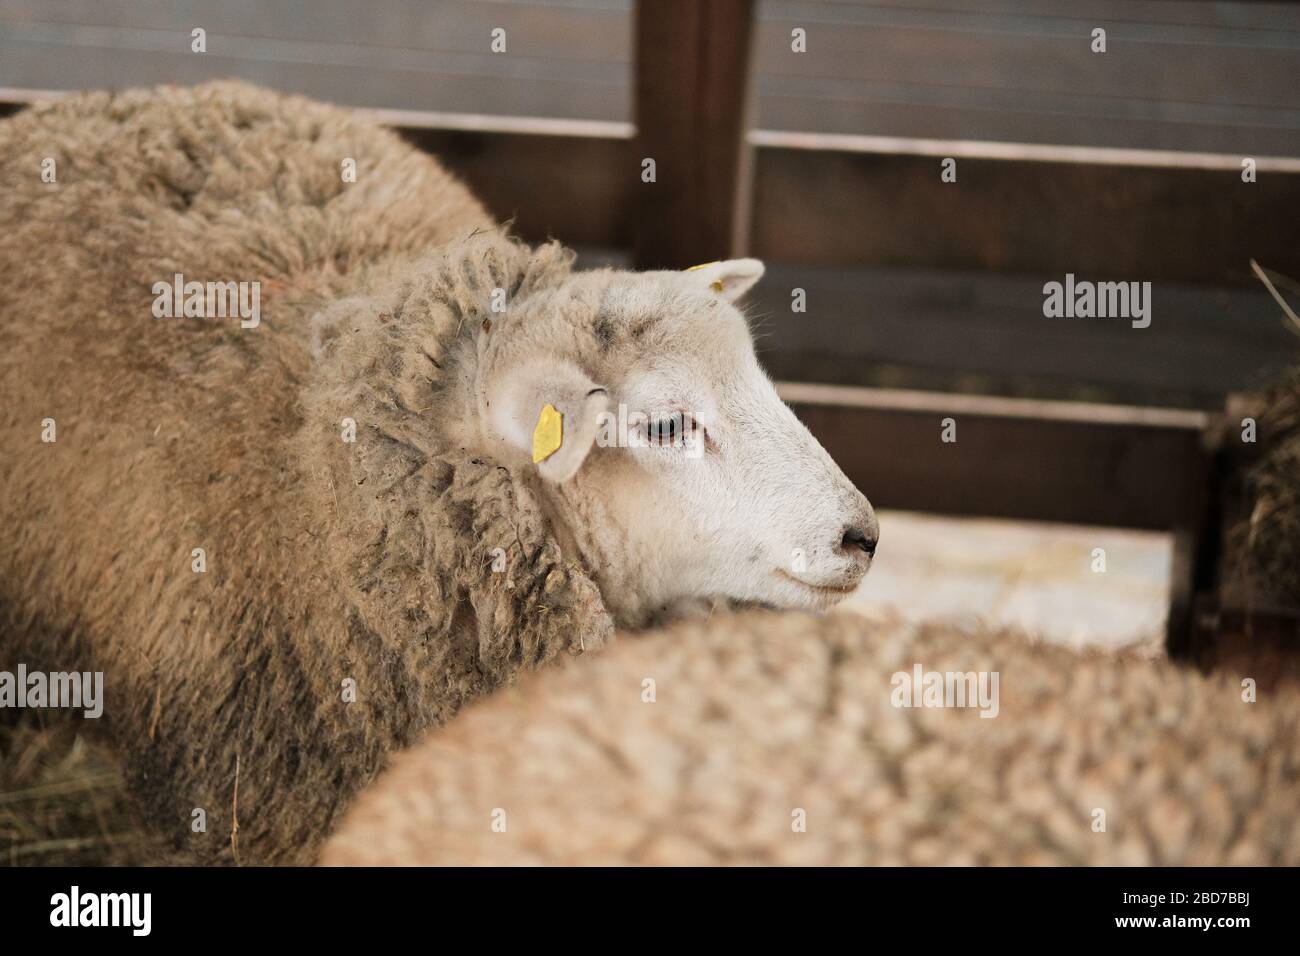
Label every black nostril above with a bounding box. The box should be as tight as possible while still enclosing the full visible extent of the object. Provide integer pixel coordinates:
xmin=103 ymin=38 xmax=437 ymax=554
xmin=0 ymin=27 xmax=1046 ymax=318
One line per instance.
xmin=841 ymin=527 xmax=876 ymax=557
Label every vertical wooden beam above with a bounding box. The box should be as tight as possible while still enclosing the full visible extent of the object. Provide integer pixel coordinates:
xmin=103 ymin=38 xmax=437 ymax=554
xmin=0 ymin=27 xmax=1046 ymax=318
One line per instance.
xmin=633 ymin=0 xmax=756 ymax=270
xmin=1166 ymin=442 xmax=1218 ymax=660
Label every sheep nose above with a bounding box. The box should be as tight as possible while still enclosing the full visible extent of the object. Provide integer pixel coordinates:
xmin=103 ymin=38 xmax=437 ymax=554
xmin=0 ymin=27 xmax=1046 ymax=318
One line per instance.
xmin=840 ymin=526 xmax=877 ymax=557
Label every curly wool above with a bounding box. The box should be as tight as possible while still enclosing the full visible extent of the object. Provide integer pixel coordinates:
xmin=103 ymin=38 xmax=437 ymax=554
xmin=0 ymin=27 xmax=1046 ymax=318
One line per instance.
xmin=0 ymin=81 xmax=611 ymax=864
xmin=322 ymin=611 xmax=1300 ymax=866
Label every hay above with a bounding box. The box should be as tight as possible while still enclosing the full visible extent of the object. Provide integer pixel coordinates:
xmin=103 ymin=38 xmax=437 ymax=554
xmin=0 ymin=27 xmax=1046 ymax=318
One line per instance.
xmin=1232 ymin=367 xmax=1300 ymax=608
xmin=0 ymin=711 xmax=164 ymax=866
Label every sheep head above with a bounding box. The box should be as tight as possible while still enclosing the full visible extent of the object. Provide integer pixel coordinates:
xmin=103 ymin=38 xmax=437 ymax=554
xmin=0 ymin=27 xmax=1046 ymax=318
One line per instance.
xmin=474 ymin=257 xmax=878 ymax=625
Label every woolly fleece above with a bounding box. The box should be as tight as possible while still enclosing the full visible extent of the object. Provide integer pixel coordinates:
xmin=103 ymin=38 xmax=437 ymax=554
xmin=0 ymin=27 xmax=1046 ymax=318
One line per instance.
xmin=0 ymin=81 xmax=612 ymax=864
xmin=322 ymin=611 xmax=1300 ymax=866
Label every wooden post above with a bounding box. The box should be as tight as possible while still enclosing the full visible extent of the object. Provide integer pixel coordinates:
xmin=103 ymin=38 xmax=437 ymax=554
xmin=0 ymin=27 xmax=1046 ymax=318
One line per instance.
xmin=633 ymin=0 xmax=757 ymax=270
xmin=1166 ymin=439 xmax=1219 ymax=660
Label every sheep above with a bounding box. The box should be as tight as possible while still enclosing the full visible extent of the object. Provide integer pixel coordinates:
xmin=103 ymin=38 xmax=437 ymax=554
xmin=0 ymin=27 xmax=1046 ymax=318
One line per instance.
xmin=321 ymin=609 xmax=1300 ymax=866
xmin=0 ymin=81 xmax=877 ymax=864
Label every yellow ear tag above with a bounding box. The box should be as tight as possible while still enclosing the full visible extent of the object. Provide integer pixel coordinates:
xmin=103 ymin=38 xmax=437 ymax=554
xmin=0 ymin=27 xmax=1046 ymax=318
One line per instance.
xmin=685 ymin=262 xmax=725 ymax=293
xmin=532 ymin=403 xmax=563 ymax=463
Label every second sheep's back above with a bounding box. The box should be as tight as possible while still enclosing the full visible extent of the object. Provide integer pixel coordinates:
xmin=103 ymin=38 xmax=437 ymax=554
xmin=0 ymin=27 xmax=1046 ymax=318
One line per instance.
xmin=322 ymin=610 xmax=1300 ymax=866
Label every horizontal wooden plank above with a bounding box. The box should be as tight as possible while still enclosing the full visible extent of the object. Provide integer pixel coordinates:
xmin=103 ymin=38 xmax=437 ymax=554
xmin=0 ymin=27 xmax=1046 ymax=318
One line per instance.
xmin=750 ymin=261 xmax=1297 ymax=409
xmin=4 ymin=0 xmax=1299 ymax=153
xmin=752 ymin=11 xmax=1300 ymax=112
xmin=755 ymin=94 xmax=1300 ymax=157
xmin=0 ymin=0 xmax=635 ymax=61
xmin=750 ymin=144 xmax=1300 ymax=283
xmin=778 ymin=382 xmax=1210 ymax=531
xmin=0 ymin=18 xmax=632 ymax=121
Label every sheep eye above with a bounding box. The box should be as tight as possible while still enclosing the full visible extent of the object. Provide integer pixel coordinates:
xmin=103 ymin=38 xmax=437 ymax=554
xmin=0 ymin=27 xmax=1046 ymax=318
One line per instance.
xmin=648 ymin=416 xmax=679 ymax=445
xmin=647 ymin=413 xmax=700 ymax=447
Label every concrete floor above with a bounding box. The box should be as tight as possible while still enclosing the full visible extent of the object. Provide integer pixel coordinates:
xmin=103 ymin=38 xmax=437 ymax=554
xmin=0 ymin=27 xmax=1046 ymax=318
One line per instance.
xmin=841 ymin=509 xmax=1171 ymax=653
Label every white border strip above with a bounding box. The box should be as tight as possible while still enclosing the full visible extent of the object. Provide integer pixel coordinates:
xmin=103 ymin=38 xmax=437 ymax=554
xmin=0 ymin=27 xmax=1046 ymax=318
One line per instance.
xmin=776 ymin=381 xmax=1211 ymax=430
xmin=362 ymin=107 xmax=633 ymax=139
xmin=0 ymin=88 xmax=635 ymax=139
xmin=750 ymin=128 xmax=1300 ymax=173
xmin=0 ymin=86 xmax=66 ymax=104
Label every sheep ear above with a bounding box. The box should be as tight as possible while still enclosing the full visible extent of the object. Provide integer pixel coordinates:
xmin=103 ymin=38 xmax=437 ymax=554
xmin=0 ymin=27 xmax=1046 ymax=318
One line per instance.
xmin=683 ymin=258 xmax=765 ymax=302
xmin=488 ymin=358 xmax=610 ymax=483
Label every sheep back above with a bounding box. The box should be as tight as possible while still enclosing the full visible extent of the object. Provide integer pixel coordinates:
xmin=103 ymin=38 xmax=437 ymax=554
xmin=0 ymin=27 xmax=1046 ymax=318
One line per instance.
xmin=321 ymin=611 xmax=1300 ymax=866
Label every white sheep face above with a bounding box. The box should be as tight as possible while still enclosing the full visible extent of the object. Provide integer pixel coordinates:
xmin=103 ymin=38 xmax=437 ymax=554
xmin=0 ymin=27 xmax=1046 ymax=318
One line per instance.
xmin=475 ymin=259 xmax=878 ymax=624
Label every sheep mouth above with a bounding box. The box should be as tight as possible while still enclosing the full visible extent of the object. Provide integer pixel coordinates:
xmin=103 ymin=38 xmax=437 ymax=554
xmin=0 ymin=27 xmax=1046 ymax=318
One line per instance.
xmin=773 ymin=568 xmax=861 ymax=597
